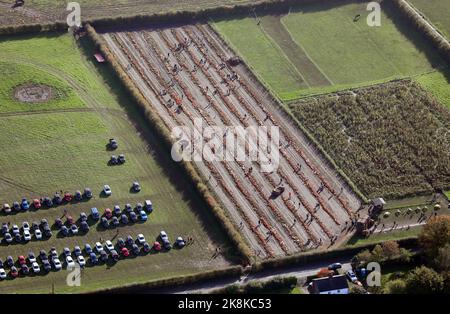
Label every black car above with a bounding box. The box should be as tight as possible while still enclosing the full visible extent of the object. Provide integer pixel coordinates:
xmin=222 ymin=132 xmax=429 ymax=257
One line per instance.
xmin=118 ymin=154 xmax=126 ymax=164
xmin=110 ymin=249 xmax=119 ymax=261
xmin=162 ymin=238 xmax=172 ymax=250
xmin=40 ymin=219 xmax=49 ymax=227
xmin=43 ymin=197 xmax=53 ymax=207
xmin=328 ymin=263 xmax=343 ymax=271
xmin=131 ymin=244 xmax=140 ymax=255
xmin=14 ymin=233 xmax=21 ymax=243
xmin=80 ymin=212 xmax=88 ymax=222
xmin=100 ymin=251 xmax=108 ymax=262
xmin=53 ymin=193 xmax=62 ymax=205
xmin=101 ymin=217 xmax=109 ymax=228
xmin=55 ymin=218 xmax=63 ymax=229
xmin=39 ymin=250 xmax=48 ymax=261
xmin=31 ymin=221 xmax=40 ymax=231
xmin=111 ymin=216 xmax=119 ymax=227
xmin=74 ymin=191 xmax=83 ymax=201
xmin=121 ymin=214 xmax=129 ymax=225
xmin=1 ymin=223 xmax=8 ymax=235
xmin=80 ymin=221 xmax=89 ymax=232
xmin=109 ymin=138 xmax=118 ymax=150
xmin=43 ymin=225 xmax=52 ymax=237
xmin=12 ymin=202 xmax=20 ymax=211
xmin=6 ymin=256 xmax=14 ymax=267
xmin=21 ymin=264 xmax=29 ymax=275
xmin=125 ymin=204 xmax=132 ymax=213
xmin=60 ymin=226 xmax=69 ymax=236
xmin=129 ymin=212 xmax=138 ymax=223
xmin=42 ymin=260 xmax=51 ymax=272
xmin=110 ymin=155 xmax=118 ymax=165
xmin=113 ymin=205 xmax=121 ymax=216
xmin=126 ymin=235 xmax=134 ymax=246
xmin=84 ymin=188 xmax=93 ymax=199
xmin=117 ymin=238 xmax=125 ymax=248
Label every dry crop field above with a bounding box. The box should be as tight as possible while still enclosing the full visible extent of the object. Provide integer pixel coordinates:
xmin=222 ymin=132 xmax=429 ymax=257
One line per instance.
xmin=100 ymin=23 xmax=362 ymax=259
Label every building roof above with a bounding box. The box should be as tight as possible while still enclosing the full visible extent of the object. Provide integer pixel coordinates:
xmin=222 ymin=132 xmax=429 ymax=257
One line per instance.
xmin=94 ymin=53 xmax=105 ymax=63
xmin=312 ymin=275 xmax=349 ymax=292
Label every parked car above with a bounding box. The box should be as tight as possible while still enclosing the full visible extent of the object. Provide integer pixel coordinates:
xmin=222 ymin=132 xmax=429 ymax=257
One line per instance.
xmin=328 ymin=263 xmax=342 ymax=271
xmin=23 ymin=230 xmax=31 ymax=242
xmin=113 ymin=205 xmax=121 ymax=216
xmin=109 ymin=138 xmax=118 ymax=149
xmin=31 ymin=262 xmax=40 ymax=274
xmin=132 ymin=182 xmax=141 ymax=192
xmin=101 ymin=217 xmax=109 ymax=228
xmin=12 ymin=201 xmax=20 ymax=211
xmin=55 ymin=218 xmax=63 ymax=229
xmin=28 ymin=252 xmax=36 ymax=263
xmin=117 ymin=238 xmax=125 ymax=248
xmin=126 ymin=235 xmax=134 ymax=246
xmin=80 ymin=212 xmax=88 ymax=222
xmin=22 ymin=221 xmax=30 ymax=231
xmin=153 ymin=241 xmax=162 ymax=252
xmin=110 ymin=155 xmax=118 ymax=165
xmin=39 ymin=250 xmax=48 ymax=261
xmin=60 ymin=226 xmax=69 ymax=236
xmin=74 ymin=190 xmax=82 ymax=201
xmin=346 ymin=270 xmax=358 ymax=283
xmin=103 ymin=185 xmax=112 ymax=196
xmin=43 ymin=197 xmax=53 ymax=207
xmin=42 ymin=260 xmax=51 ymax=272
xmin=21 ymin=264 xmax=30 ymax=275
xmin=104 ymin=208 xmax=112 ymax=219
xmin=176 ymin=236 xmax=186 ymax=248
xmin=4 ymin=233 xmax=12 ymax=243
xmin=129 ymin=211 xmax=138 ymax=222
xmin=63 ymin=192 xmax=73 ymax=203
xmin=142 ymin=242 xmax=151 ymax=253
xmin=66 ymin=256 xmax=75 ymax=268
xmin=53 ymin=258 xmax=62 ymax=271
xmin=21 ymin=198 xmax=30 ymax=210
xmin=18 ymin=255 xmax=26 ymax=265
xmin=10 ymin=266 xmax=18 ymax=278
xmin=0 ymin=259 xmax=3 ymax=269
xmin=124 ymin=204 xmax=132 ymax=213
xmin=85 ymin=244 xmax=93 ymax=254
xmin=6 ymin=256 xmax=14 ymax=267
xmin=105 ymin=240 xmax=114 ymax=252
xmin=66 ymin=216 xmax=75 ymax=225
xmin=70 ymin=224 xmax=79 ymax=235
xmin=111 ymin=216 xmax=119 ymax=227
xmin=84 ymin=188 xmax=93 ymax=199
xmin=118 ymin=154 xmax=126 ymax=164
xmin=160 ymin=231 xmax=168 ymax=241
xmin=32 ymin=221 xmax=40 ymax=231
xmin=0 ymin=268 xmax=6 ymax=280
xmin=162 ymin=238 xmax=172 ymax=250
xmin=139 ymin=210 xmax=148 ymax=221
xmin=53 ymin=193 xmax=62 ymax=205
xmin=50 ymin=247 xmax=58 ymax=260
xmin=91 ymin=207 xmax=100 ymax=220
xmin=40 ymin=219 xmax=49 ymax=227
xmin=100 ymin=251 xmax=108 ymax=262
xmin=121 ymin=247 xmax=130 ymax=257
xmin=2 ymin=203 xmax=11 ymax=214
xmin=89 ymin=252 xmax=98 ymax=264
xmin=63 ymin=247 xmax=71 ymax=258
xmin=110 ymin=249 xmax=119 ymax=261
xmin=35 ymin=229 xmax=42 ymax=240
xmin=95 ymin=242 xmax=104 ymax=253
xmin=33 ymin=199 xmax=41 ymax=209
xmin=1 ymin=223 xmax=8 ymax=235
xmin=11 ymin=224 xmax=20 ymax=236
xmin=136 ymin=203 xmax=143 ymax=211
xmin=14 ymin=233 xmax=21 ymax=243
xmin=43 ymin=225 xmax=52 ymax=238
xmin=131 ymin=244 xmax=140 ymax=255
xmin=77 ymin=255 xmax=86 ymax=267
xmin=80 ymin=221 xmax=89 ymax=232
xmin=73 ymin=246 xmax=82 ymax=257
xmin=136 ymin=234 xmax=146 ymax=245
xmin=121 ymin=214 xmax=129 ymax=225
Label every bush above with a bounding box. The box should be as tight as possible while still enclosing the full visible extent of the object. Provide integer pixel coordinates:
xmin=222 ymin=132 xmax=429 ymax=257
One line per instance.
xmin=404 ymin=266 xmax=444 ymax=294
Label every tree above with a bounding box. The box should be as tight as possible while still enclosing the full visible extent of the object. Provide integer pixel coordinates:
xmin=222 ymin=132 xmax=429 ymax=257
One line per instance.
xmin=434 ymin=244 xmax=450 ymax=271
xmin=349 ymin=285 xmax=367 ymax=294
xmin=384 ymin=279 xmax=407 ymax=294
xmin=404 ymin=266 xmax=444 ymax=294
xmin=355 ymin=249 xmax=372 ymax=264
xmin=418 ymin=215 xmax=450 ymax=260
xmin=381 ymin=241 xmax=400 ymax=259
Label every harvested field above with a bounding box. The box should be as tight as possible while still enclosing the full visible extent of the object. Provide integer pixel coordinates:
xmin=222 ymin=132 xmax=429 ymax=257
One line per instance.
xmin=13 ymin=83 xmax=54 ymax=103
xmin=288 ymin=80 xmax=450 ymax=200
xmin=101 ymin=23 xmax=362 ymax=258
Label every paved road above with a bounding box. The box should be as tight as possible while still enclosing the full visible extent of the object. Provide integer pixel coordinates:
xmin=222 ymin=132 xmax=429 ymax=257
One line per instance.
xmin=148 ymin=254 xmax=354 ymax=294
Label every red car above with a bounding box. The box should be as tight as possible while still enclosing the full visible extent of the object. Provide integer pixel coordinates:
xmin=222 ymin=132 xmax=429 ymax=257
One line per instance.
xmin=153 ymin=241 xmax=162 ymax=251
xmin=18 ymin=255 xmax=26 ymax=265
xmin=120 ymin=247 xmax=130 ymax=257
xmin=66 ymin=216 xmax=74 ymax=225
xmin=63 ymin=193 xmax=72 ymax=202
xmin=33 ymin=199 xmax=41 ymax=209
xmin=10 ymin=267 xmax=18 ymax=278
xmin=105 ymin=208 xmax=112 ymax=219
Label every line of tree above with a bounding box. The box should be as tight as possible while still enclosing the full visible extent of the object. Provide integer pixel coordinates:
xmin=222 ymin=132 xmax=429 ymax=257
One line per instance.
xmin=209 ymin=276 xmax=298 ymax=294
xmin=84 ymin=24 xmax=253 ymax=265
xmin=390 ymin=0 xmax=450 ymax=65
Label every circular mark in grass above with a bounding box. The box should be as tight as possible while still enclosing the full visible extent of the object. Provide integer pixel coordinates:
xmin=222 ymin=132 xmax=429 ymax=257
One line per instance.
xmin=13 ymin=83 xmax=55 ymax=103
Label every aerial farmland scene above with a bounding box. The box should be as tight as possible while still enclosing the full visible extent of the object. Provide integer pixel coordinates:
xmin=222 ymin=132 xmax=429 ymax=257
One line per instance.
xmin=0 ymin=0 xmax=449 ymax=300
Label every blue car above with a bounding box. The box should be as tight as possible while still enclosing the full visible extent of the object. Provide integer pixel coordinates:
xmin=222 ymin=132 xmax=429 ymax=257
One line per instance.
xmin=21 ymin=198 xmax=29 ymax=210
xmin=139 ymin=210 xmax=147 ymax=221
xmin=89 ymin=252 xmax=98 ymax=264
xmin=85 ymin=244 xmax=93 ymax=254
xmin=91 ymin=207 xmax=100 ymax=220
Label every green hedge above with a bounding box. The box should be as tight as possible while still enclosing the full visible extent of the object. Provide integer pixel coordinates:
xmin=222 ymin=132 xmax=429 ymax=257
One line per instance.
xmin=85 ymin=24 xmax=253 ymax=264
xmin=90 ymin=265 xmax=244 ymax=293
xmin=210 ymin=276 xmax=298 ymax=294
xmin=0 ymin=22 xmax=67 ymax=36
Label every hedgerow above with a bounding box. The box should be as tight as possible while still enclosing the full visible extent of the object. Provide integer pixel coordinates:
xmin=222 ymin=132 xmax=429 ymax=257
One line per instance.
xmin=288 ymin=80 xmax=450 ymax=200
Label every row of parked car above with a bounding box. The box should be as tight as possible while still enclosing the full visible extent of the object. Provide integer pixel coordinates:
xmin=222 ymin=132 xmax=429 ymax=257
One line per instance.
xmin=1 ymin=219 xmax=52 ymax=243
xmin=1 ymin=188 xmax=93 ymax=214
xmin=0 ymin=231 xmax=186 ymax=279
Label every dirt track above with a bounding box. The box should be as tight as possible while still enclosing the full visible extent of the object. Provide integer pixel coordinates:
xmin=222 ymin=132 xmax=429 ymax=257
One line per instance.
xmin=102 ymin=24 xmax=362 ymax=259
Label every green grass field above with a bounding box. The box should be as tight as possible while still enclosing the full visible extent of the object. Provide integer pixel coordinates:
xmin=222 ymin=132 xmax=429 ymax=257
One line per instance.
xmin=408 ymin=0 xmax=450 ymax=39
xmin=415 ymin=69 xmax=450 ymax=108
xmin=213 ymin=1 xmax=446 ymax=101
xmin=0 ymin=34 xmax=232 ymax=293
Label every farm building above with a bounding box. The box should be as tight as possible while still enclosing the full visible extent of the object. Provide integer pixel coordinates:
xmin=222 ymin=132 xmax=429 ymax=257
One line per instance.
xmin=311 ymin=274 xmax=349 ymax=294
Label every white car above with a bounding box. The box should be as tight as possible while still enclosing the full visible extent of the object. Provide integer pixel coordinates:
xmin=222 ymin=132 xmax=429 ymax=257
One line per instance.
xmin=28 ymin=253 xmax=36 ymax=263
xmin=0 ymin=268 xmax=6 ymax=280
xmin=105 ymin=240 xmax=114 ymax=252
xmin=31 ymin=262 xmax=40 ymax=273
xmin=23 ymin=230 xmax=31 ymax=242
xmin=66 ymin=256 xmax=75 ymax=268
xmin=35 ymin=229 xmax=42 ymax=240
xmin=95 ymin=242 xmax=104 ymax=253
xmin=22 ymin=221 xmax=30 ymax=231
xmin=103 ymin=185 xmax=112 ymax=196
xmin=137 ymin=234 xmax=146 ymax=245
xmin=77 ymin=255 xmax=86 ymax=267
xmin=53 ymin=258 xmax=62 ymax=271
xmin=160 ymin=231 xmax=168 ymax=241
